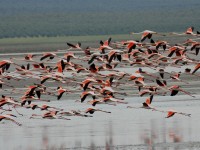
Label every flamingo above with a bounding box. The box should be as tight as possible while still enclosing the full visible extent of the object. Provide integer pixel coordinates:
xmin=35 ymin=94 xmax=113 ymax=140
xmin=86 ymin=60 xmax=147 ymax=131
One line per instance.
xmin=57 ymin=86 xmax=71 ymax=100
xmin=158 ymin=68 xmax=172 ymax=79
xmin=0 ymin=60 xmax=20 ymax=71
xmin=131 ymin=30 xmax=165 ymax=42
xmin=40 ymin=104 xmax=63 ymax=111
xmin=127 ymin=102 xmax=155 ymax=110
xmin=66 ymin=42 xmax=81 ymax=50
xmin=106 ymin=50 xmax=123 ymax=64
xmin=170 ymin=71 xmax=189 ymax=84
xmin=88 ymin=63 xmax=102 ymax=74
xmin=169 ymin=85 xmax=195 ymax=97
xmin=10 ymin=54 xmax=37 ymax=62
xmin=80 ymin=78 xmax=97 ymax=91
xmin=100 ymin=37 xmax=112 ymax=47
xmin=192 ymin=63 xmax=200 ymax=74
xmin=98 ymin=38 xmax=113 ymax=54
xmin=100 ymin=96 xmax=127 ymax=105
xmin=150 ymin=39 xmax=169 ymax=50
xmin=0 ymin=96 xmax=23 ymax=116
xmin=171 ymin=27 xmax=197 ymax=36
xmin=1 ymin=27 xmax=200 ymax=125
xmin=63 ymin=52 xmax=78 ymax=62
xmin=0 ymin=114 xmax=21 ymax=126
xmin=122 ymin=40 xmax=141 ymax=53
xmin=145 ymin=95 xmax=154 ymax=105
xmin=185 ymin=68 xmax=200 ymax=77
xmin=88 ymin=99 xmax=104 ymax=107
xmin=21 ymin=95 xmax=50 ymax=106
xmin=30 ymin=110 xmax=70 ymax=120
xmin=24 ymin=85 xmax=41 ymax=98
xmin=135 ymin=68 xmax=158 ymax=79
xmin=85 ymin=107 xmax=111 ymax=114
xmin=87 ymin=52 xmax=107 ymax=64
xmin=189 ymin=41 xmax=200 ymax=55
xmin=83 ymin=46 xmax=91 ymax=56
xmin=80 ymin=91 xmax=98 ymax=103
xmin=56 ymin=59 xmax=65 ymax=73
xmin=139 ymin=89 xmax=159 ymax=97
xmin=40 ymin=52 xmax=58 ymax=61
xmin=165 ymin=110 xmax=191 ymax=118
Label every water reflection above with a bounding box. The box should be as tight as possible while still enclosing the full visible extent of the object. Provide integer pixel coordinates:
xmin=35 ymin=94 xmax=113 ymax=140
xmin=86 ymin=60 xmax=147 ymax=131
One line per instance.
xmin=1 ymin=111 xmax=200 ymax=150
xmin=36 ymin=119 xmax=197 ymax=149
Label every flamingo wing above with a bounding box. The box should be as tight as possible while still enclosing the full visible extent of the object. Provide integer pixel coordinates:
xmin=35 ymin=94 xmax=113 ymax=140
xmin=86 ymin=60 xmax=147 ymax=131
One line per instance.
xmin=67 ymin=42 xmax=76 ymax=48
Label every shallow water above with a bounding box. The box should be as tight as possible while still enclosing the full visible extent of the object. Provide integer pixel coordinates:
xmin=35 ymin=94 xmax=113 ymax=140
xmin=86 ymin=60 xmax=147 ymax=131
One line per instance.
xmin=1 ymin=94 xmax=200 ymax=150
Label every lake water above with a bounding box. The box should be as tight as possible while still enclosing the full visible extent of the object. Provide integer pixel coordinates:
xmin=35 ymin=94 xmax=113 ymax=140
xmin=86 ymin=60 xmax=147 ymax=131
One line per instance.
xmin=1 ymin=93 xmax=200 ymax=149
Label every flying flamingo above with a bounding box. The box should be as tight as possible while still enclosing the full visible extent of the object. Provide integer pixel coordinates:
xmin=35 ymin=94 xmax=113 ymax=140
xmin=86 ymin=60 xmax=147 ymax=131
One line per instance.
xmin=184 ymin=39 xmax=200 ymax=55
xmin=66 ymin=42 xmax=81 ymax=50
xmin=100 ymin=96 xmax=128 ymax=105
xmin=80 ymin=91 xmax=98 ymax=103
xmin=88 ymin=99 xmax=105 ymax=107
xmin=10 ymin=54 xmax=37 ymax=62
xmin=185 ymin=68 xmax=200 ymax=77
xmin=30 ymin=110 xmax=70 ymax=120
xmin=150 ymin=39 xmax=169 ymax=50
xmin=127 ymin=102 xmax=156 ymax=110
xmin=56 ymin=59 xmax=65 ymax=73
xmin=63 ymin=52 xmax=78 ymax=62
xmin=80 ymin=78 xmax=97 ymax=91
xmin=0 ymin=60 xmax=20 ymax=71
xmin=169 ymin=85 xmax=195 ymax=98
xmin=40 ymin=52 xmax=58 ymax=61
xmin=21 ymin=95 xmax=50 ymax=106
xmin=131 ymin=30 xmax=165 ymax=42
xmin=192 ymin=63 xmax=200 ymax=74
xmin=0 ymin=114 xmax=21 ymax=126
xmin=100 ymin=37 xmax=112 ymax=47
xmin=164 ymin=110 xmax=191 ymax=118
xmin=40 ymin=104 xmax=63 ymax=111
xmin=87 ymin=52 xmax=107 ymax=64
xmin=98 ymin=38 xmax=113 ymax=54
xmin=85 ymin=107 xmax=111 ymax=114
xmin=169 ymin=72 xmax=189 ymax=84
xmin=57 ymin=86 xmax=71 ymax=100
xmin=122 ymin=40 xmax=142 ymax=53
xmin=135 ymin=68 xmax=158 ymax=79
xmin=139 ymin=88 xmax=160 ymax=97
xmin=0 ymin=95 xmax=24 ymax=116
xmin=171 ymin=27 xmax=197 ymax=36
xmin=145 ymin=95 xmax=154 ymax=105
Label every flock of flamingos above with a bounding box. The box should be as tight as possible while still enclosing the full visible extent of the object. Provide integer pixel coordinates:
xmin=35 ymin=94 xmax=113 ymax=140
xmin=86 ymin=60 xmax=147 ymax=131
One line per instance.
xmin=0 ymin=27 xmax=200 ymax=126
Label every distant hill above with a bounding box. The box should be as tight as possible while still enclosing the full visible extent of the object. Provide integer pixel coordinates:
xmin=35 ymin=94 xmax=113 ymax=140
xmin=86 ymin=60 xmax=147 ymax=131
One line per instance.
xmin=0 ymin=0 xmax=199 ymax=38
